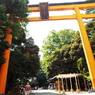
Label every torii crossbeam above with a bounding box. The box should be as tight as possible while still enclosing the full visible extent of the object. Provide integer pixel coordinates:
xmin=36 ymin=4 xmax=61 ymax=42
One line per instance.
xmin=28 ymin=1 xmax=95 ymax=21
xmin=0 ymin=1 xmax=95 ymax=94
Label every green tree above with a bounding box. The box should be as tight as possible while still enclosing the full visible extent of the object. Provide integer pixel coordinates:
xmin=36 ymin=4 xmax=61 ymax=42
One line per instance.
xmin=84 ymin=19 xmax=95 ymax=80
xmin=7 ymin=49 xmax=29 ymax=91
xmin=0 ymin=0 xmax=29 ymax=93
xmin=47 ymin=32 xmax=88 ymax=78
xmin=47 ymin=45 xmax=72 ymax=78
xmin=42 ymin=29 xmax=75 ymax=55
xmin=84 ymin=2 xmax=95 ymax=80
xmin=22 ymin=37 xmax=40 ymax=76
xmin=36 ymin=69 xmax=47 ymax=87
xmin=0 ymin=0 xmax=29 ymax=65
xmin=70 ymin=32 xmax=89 ymax=76
xmin=7 ymin=37 xmax=40 ymax=93
xmin=85 ymin=0 xmax=95 ymax=14
xmin=41 ymin=29 xmax=76 ymax=75
xmin=0 ymin=0 xmax=40 ymax=93
xmin=0 ymin=4 xmax=11 ymax=64
xmin=86 ymin=19 xmax=95 ymax=53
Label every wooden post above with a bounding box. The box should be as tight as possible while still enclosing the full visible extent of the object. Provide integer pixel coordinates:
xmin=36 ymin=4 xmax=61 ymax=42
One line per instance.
xmin=74 ymin=7 xmax=95 ymax=89
xmin=75 ymin=76 xmax=80 ymax=93
xmin=61 ymin=78 xmax=65 ymax=94
xmin=65 ymin=78 xmax=69 ymax=92
xmin=77 ymin=77 xmax=81 ymax=90
xmin=83 ymin=77 xmax=88 ymax=91
xmin=70 ymin=77 xmax=74 ymax=92
xmin=55 ymin=81 xmax=58 ymax=90
xmin=0 ymin=27 xmax=12 ymax=94
xmin=58 ymin=78 xmax=61 ymax=93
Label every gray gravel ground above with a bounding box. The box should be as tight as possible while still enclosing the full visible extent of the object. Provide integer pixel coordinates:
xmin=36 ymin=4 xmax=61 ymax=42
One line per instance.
xmin=30 ymin=89 xmax=95 ymax=95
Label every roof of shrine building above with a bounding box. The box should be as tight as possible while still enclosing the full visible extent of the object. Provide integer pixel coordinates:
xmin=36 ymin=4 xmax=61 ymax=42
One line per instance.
xmin=49 ymin=73 xmax=82 ymax=82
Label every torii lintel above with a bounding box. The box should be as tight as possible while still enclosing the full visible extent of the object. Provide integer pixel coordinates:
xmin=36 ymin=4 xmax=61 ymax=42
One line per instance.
xmin=27 ymin=0 xmax=95 ymax=21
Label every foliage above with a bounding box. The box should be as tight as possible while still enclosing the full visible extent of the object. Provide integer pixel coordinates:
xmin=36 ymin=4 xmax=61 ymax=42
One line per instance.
xmin=46 ymin=19 xmax=95 ymax=80
xmin=47 ymin=32 xmax=87 ymax=78
xmin=42 ymin=29 xmax=75 ymax=56
xmin=1 ymin=0 xmax=29 ymax=18
xmin=77 ymin=58 xmax=89 ymax=76
xmin=36 ymin=69 xmax=47 ymax=87
xmin=84 ymin=2 xmax=95 ymax=79
xmin=0 ymin=0 xmax=41 ymax=94
xmin=0 ymin=0 xmax=29 ymax=65
xmin=0 ymin=4 xmax=11 ymax=64
xmin=85 ymin=19 xmax=95 ymax=56
xmin=43 ymin=2 xmax=95 ymax=80
xmin=7 ymin=49 xmax=29 ymax=90
xmin=70 ymin=32 xmax=89 ymax=77
xmin=86 ymin=0 xmax=95 ymax=14
xmin=22 ymin=37 xmax=40 ymax=76
xmin=47 ymin=45 xmax=72 ymax=78
xmin=41 ymin=29 xmax=76 ymax=75
xmin=7 ymin=37 xmax=40 ymax=92
xmin=0 ymin=38 xmax=10 ymax=64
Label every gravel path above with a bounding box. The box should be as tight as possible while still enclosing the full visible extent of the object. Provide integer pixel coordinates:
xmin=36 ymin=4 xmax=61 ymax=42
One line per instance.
xmin=30 ymin=89 xmax=95 ymax=95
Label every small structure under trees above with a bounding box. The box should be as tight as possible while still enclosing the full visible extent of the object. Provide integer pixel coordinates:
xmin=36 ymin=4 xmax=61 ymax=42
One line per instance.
xmin=49 ymin=73 xmax=90 ymax=94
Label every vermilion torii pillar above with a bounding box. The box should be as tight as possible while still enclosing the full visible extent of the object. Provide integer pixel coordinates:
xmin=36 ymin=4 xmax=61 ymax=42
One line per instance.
xmin=0 ymin=27 xmax=12 ymax=95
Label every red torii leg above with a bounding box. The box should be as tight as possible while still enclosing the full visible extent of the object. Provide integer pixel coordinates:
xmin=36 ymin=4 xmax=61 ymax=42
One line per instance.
xmin=0 ymin=27 xmax=12 ymax=94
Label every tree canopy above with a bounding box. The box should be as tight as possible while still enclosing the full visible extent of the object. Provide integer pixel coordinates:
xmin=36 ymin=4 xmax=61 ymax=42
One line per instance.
xmin=0 ymin=0 xmax=41 ymax=93
xmin=0 ymin=0 xmax=29 ymax=65
xmin=41 ymin=29 xmax=76 ymax=75
xmin=46 ymin=32 xmax=88 ymax=78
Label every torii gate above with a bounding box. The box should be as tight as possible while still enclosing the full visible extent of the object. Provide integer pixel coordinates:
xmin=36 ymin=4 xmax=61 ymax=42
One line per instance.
xmin=0 ymin=1 xmax=95 ymax=94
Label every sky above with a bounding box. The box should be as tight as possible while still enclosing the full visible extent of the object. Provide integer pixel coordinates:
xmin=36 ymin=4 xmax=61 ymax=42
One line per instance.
xmin=26 ymin=0 xmax=86 ymax=58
